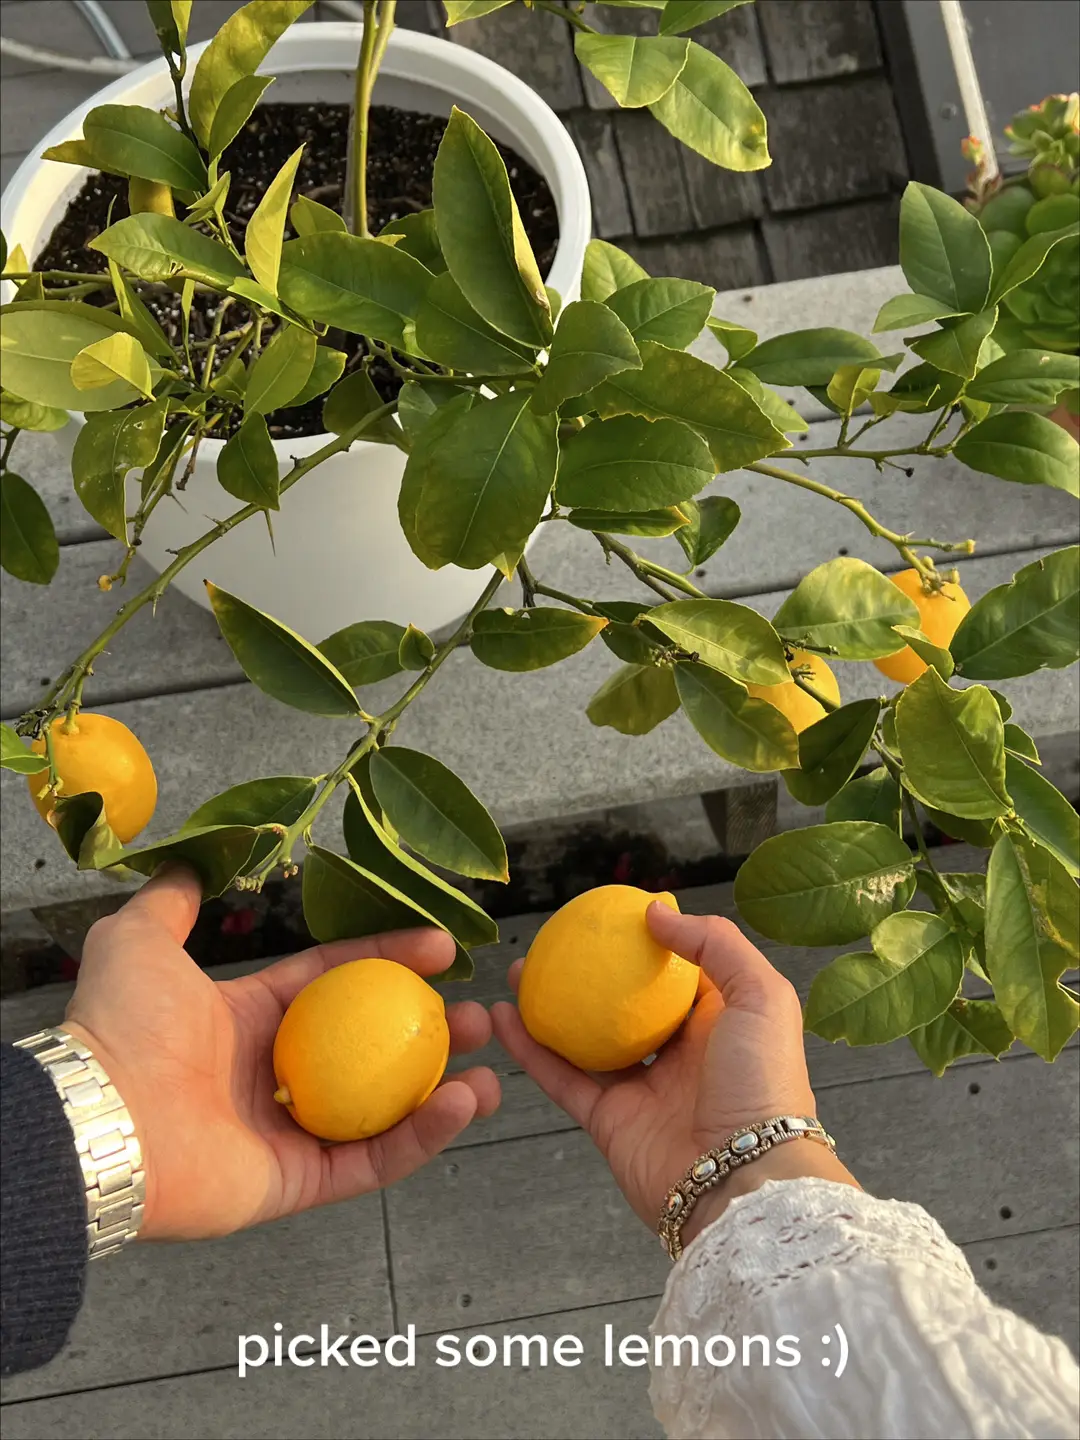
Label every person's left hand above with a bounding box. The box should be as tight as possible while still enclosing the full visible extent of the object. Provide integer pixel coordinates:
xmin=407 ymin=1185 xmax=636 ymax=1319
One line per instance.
xmin=63 ymin=866 xmax=500 ymax=1241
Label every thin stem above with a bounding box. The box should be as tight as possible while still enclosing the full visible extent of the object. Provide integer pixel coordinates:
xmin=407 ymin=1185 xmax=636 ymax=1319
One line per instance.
xmin=3 ymin=270 xmax=112 ymax=284
xmin=518 ymin=557 xmax=597 ymax=614
xmin=790 ymin=668 xmax=840 ymax=713
xmin=200 ymin=299 xmax=233 ymax=388
xmin=534 ymin=0 xmax=594 ymax=31
xmin=0 ymin=426 xmax=20 ymax=471
xmin=793 ymin=445 xmax=949 ymax=461
xmin=749 ymin=461 xmax=975 ymax=577
xmin=260 ymin=568 xmax=504 ymax=875
xmin=31 ymin=403 xmax=399 ymax=719
xmin=165 ymin=51 xmax=199 ymax=151
xmin=350 ymin=0 xmax=381 ymax=238
xmin=596 ymin=533 xmax=704 ymax=601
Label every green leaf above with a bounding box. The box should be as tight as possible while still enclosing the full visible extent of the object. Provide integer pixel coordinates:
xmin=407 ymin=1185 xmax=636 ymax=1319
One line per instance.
xmin=805 ymin=913 xmax=963 ymax=1046
xmin=573 ymin=32 xmax=689 ymax=108
xmin=1005 ymin=754 xmax=1080 ymax=877
xmin=205 ymin=581 xmax=362 ymax=717
xmin=899 ymin=181 xmax=993 ymax=313
xmin=580 ymin=239 xmax=649 ymax=303
xmin=318 ymin=620 xmax=406 ymax=687
xmin=953 ymin=411 xmax=1079 ymax=497
xmin=891 ymin=624 xmax=955 ymax=679
xmin=965 ymin=348 xmax=1080 ymax=405
xmin=188 ymin=0 xmax=313 ymax=148
xmin=207 ymin=74 xmax=275 ymax=161
xmin=0 ymin=305 xmax=141 ymax=407
xmin=433 ymin=108 xmax=551 ymax=347
xmin=442 ymin=0 xmax=513 ymax=21
xmin=674 ymin=494 xmax=740 ymax=567
xmin=591 ymin=341 xmax=785 ymax=471
xmin=321 ymin=368 xmax=400 ymax=444
xmin=556 ymin=414 xmax=713 ymax=510
xmin=734 ymin=821 xmax=917 ymax=945
xmin=343 ymin=786 xmax=497 ymax=949
xmin=985 ymin=833 xmax=1079 ymax=1061
xmin=414 ymin=271 xmax=534 ymax=375
xmin=895 ymin=669 xmax=1010 ymax=820
xmin=369 ymin=746 xmax=508 ymax=882
xmin=909 ymin=308 xmax=998 ymax=380
xmin=217 ymin=413 xmax=280 ymax=510
xmin=1003 ymin=723 xmax=1040 ymax=764
xmin=399 ymin=390 xmax=558 ymax=573
xmin=705 ymin=315 xmax=757 ymax=362
xmin=0 ymin=392 xmax=68 ymax=432
xmin=52 ymin=791 xmax=124 ymax=870
xmin=921 ymin=805 xmax=997 ymax=848
xmin=106 ymin=260 xmax=172 ymax=361
xmin=290 ymin=193 xmax=347 ymax=237
xmin=396 ymin=380 xmax=452 ymax=441
xmin=773 ymin=557 xmax=920 ymax=660
xmin=1 ymin=723 xmax=48 ymax=775
xmin=278 ymin=232 xmax=431 ymax=344
xmin=0 ymin=472 xmax=59 ymax=584
xmin=586 ymin=661 xmax=679 ymax=735
xmin=302 ymin=844 xmax=445 ymax=946
xmin=907 ymin=998 xmax=1015 ymax=1076
xmin=990 ymin=222 xmax=1080 ymax=304
xmin=918 ymin=870 xmax=987 ymax=936
xmin=71 ymin=399 xmax=168 ymax=541
xmin=70 ymin=332 xmax=154 ymax=400
xmin=951 ymin=547 xmax=1079 ymax=680
xmin=649 ymin=40 xmax=769 ymax=171
xmin=146 ymin=0 xmax=193 ymax=55
xmin=90 ymin=212 xmax=246 ymax=287
xmin=184 ymin=172 xmax=231 ymax=227
xmin=658 ymin=0 xmax=752 ymax=33
xmin=245 ymin=145 xmax=303 ymax=294
xmin=106 ymin=824 xmax=259 ymax=897
xmin=398 ymin=623 xmax=435 ymax=671
xmin=870 ymin=360 xmax=963 ymax=416
xmin=825 ymin=363 xmax=882 ymax=416
xmin=286 ymin=345 xmax=347 ymax=408
xmin=784 ymin=699 xmax=880 ymax=806
xmin=676 ymin=662 xmax=799 ymax=772
xmin=826 ymin=766 xmax=902 ymax=832
xmin=470 ymin=607 xmax=607 ymax=671
xmin=568 ymin=506 xmax=688 ymax=536
xmin=873 ymin=293 xmax=965 ymax=331
xmin=604 ymin=277 xmax=714 ymax=349
xmin=183 ymin=775 xmax=316 ymax=831
xmin=244 ymin=323 xmax=316 ymax=417
xmin=648 ymin=597 xmax=789 ymax=684
xmin=727 ymin=366 xmax=810 ymax=433
xmin=380 ymin=210 xmax=445 ymax=272
xmin=737 ymin=328 xmax=885 ymax=386
xmin=530 ymin=301 xmax=641 ymax=414
xmin=44 ymin=104 xmax=206 ymax=190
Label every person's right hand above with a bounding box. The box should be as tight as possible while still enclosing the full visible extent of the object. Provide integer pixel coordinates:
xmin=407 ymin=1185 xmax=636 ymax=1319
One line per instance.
xmin=492 ymin=906 xmax=855 ymax=1239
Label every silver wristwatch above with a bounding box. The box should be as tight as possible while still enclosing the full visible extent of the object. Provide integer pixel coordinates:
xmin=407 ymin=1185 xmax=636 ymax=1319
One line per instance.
xmin=14 ymin=1026 xmax=145 ymax=1259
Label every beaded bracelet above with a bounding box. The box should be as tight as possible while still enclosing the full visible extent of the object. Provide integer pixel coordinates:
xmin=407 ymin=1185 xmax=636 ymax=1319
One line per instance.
xmin=657 ymin=1115 xmax=836 ymax=1261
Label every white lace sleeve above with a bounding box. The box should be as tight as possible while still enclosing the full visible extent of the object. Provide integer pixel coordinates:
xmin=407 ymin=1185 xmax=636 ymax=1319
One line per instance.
xmin=648 ymin=1178 xmax=1079 ymax=1440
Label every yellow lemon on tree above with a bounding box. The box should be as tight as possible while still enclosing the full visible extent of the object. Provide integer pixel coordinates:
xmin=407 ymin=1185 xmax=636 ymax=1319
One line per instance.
xmin=28 ymin=712 xmax=157 ymax=843
xmin=273 ymin=958 xmax=449 ymax=1142
xmin=746 ymin=649 xmax=840 ymax=733
xmin=518 ymin=885 xmax=698 ymax=1071
xmin=874 ymin=568 xmax=971 ymax=685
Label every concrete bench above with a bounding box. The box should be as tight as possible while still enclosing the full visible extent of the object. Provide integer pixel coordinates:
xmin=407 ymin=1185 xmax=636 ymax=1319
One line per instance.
xmin=3 ymin=267 xmax=1078 ymax=930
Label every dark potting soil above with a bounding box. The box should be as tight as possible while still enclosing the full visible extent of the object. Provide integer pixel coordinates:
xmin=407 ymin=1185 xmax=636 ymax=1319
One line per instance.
xmin=34 ymin=102 xmax=560 ymax=437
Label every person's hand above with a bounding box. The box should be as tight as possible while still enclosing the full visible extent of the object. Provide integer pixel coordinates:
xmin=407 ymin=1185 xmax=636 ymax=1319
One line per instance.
xmin=63 ymin=866 xmax=500 ymax=1241
xmin=492 ymin=906 xmax=856 ymax=1240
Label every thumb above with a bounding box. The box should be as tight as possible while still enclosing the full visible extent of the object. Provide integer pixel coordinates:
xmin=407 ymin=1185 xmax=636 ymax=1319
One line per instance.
xmin=117 ymin=863 xmax=203 ymax=944
xmin=647 ymin=904 xmax=787 ymax=1013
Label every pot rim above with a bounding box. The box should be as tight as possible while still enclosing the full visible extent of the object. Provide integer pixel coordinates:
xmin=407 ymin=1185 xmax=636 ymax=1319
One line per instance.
xmin=0 ymin=23 xmax=591 ymax=459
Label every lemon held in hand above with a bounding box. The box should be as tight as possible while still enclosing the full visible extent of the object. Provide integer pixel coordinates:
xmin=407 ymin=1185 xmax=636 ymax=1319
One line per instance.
xmin=874 ymin=568 xmax=970 ymax=685
xmin=28 ymin=712 xmax=157 ymax=843
xmin=746 ymin=648 xmax=840 ymax=734
xmin=273 ymin=958 xmax=450 ymax=1142
xmin=518 ymin=885 xmax=698 ymax=1071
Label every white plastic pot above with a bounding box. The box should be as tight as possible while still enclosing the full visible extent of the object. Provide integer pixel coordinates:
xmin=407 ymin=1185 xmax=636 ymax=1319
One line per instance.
xmin=1 ymin=25 xmax=591 ymax=639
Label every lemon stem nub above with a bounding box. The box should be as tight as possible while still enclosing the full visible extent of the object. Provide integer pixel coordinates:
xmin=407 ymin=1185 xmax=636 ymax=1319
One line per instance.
xmin=273 ymin=1086 xmax=292 ymax=1106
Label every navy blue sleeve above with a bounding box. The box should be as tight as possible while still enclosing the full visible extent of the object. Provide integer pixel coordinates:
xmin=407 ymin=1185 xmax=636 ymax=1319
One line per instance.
xmin=1 ymin=1042 xmax=87 ymax=1375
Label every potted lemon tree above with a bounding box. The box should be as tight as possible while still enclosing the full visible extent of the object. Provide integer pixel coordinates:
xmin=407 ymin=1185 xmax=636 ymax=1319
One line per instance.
xmin=1 ymin=1 xmax=1077 ymax=1086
